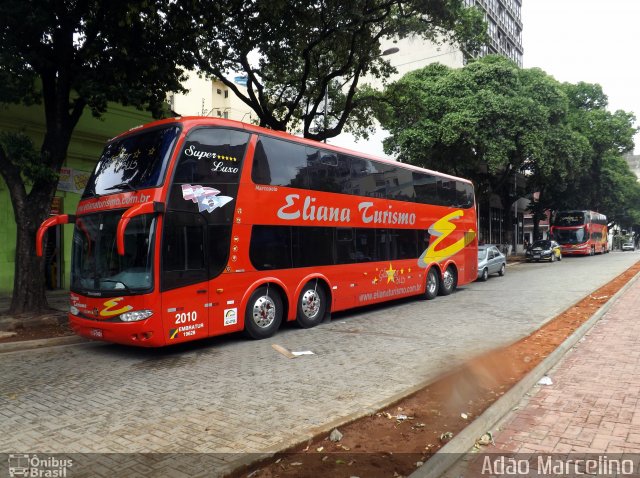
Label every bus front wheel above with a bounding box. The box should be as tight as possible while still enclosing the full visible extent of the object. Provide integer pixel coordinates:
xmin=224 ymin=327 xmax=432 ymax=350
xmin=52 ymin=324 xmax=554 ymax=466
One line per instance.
xmin=296 ymin=280 xmax=327 ymax=329
xmin=425 ymin=268 xmax=440 ymax=300
xmin=244 ymin=286 xmax=283 ymax=339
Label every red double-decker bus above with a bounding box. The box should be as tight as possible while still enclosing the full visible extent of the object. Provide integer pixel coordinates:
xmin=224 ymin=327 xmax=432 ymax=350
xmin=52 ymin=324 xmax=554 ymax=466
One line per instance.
xmin=551 ymin=210 xmax=609 ymax=256
xmin=37 ymin=117 xmax=477 ymax=347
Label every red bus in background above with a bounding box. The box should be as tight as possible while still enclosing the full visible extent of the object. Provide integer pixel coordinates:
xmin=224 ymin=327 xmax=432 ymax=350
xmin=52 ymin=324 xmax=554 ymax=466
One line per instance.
xmin=551 ymin=210 xmax=609 ymax=256
xmin=37 ymin=117 xmax=477 ymax=347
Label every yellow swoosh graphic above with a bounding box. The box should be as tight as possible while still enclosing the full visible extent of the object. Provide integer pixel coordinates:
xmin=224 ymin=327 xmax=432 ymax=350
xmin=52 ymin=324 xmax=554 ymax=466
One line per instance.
xmin=418 ymin=210 xmax=476 ymax=267
xmin=100 ymin=297 xmax=133 ymax=317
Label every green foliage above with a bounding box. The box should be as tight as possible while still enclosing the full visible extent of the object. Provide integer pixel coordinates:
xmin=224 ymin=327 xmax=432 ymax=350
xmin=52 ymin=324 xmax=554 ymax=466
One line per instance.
xmin=0 ymin=132 xmax=56 ymax=184
xmin=378 ymin=55 xmax=554 ymax=211
xmin=0 ymin=0 xmax=204 ymax=309
xmin=192 ymin=0 xmax=487 ymax=141
xmin=554 ymin=82 xmax=638 ymax=220
xmin=377 ymin=55 xmax=640 ymax=230
xmin=0 ymin=0 xmax=195 ymax=120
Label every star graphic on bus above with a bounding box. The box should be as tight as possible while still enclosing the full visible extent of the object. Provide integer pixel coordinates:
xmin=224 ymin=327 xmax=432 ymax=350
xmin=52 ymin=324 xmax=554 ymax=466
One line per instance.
xmin=385 ymin=264 xmax=396 ymax=284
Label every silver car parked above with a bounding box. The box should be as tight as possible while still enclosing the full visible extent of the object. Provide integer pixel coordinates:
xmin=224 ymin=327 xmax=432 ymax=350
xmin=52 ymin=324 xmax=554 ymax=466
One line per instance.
xmin=477 ymin=245 xmax=506 ymax=281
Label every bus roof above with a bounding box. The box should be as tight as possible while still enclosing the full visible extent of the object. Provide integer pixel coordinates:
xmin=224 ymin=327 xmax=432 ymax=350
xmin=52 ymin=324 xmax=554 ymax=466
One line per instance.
xmin=115 ymin=116 xmax=474 ymax=185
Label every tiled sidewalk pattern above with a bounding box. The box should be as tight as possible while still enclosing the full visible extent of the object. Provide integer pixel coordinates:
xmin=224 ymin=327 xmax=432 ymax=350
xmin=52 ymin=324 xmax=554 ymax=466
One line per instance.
xmin=492 ymin=276 xmax=640 ymax=455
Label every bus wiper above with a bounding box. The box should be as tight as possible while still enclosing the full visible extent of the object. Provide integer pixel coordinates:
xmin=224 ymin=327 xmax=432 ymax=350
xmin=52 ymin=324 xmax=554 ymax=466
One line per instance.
xmin=83 ymin=185 xmax=101 ymax=199
xmin=100 ymin=279 xmax=131 ymax=293
xmin=104 ymin=182 xmax=135 ymax=191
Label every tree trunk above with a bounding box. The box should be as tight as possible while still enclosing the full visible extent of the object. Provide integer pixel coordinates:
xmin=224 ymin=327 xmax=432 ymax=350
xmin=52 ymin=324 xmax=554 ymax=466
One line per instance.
xmin=500 ymin=191 xmax=515 ymax=252
xmin=1 ymin=132 xmax=71 ymax=315
xmin=10 ymin=205 xmax=49 ymax=314
xmin=7 ymin=170 xmax=57 ymax=314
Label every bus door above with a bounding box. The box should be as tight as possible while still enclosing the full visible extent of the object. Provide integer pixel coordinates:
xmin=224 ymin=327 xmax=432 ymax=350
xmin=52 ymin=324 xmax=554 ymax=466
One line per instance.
xmin=160 ymin=211 xmax=210 ymax=344
xmin=165 ymin=126 xmax=250 ymax=338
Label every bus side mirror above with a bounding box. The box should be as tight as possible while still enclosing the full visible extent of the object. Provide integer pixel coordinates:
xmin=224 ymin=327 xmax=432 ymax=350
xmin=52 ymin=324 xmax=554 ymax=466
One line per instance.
xmin=117 ymin=201 xmax=164 ymax=256
xmin=36 ymin=214 xmax=76 ymax=257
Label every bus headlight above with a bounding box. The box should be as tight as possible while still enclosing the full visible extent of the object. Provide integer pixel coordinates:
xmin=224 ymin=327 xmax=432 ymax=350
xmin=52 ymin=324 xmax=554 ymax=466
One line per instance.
xmin=70 ymin=306 xmax=79 ymax=316
xmin=119 ymin=310 xmax=153 ymax=322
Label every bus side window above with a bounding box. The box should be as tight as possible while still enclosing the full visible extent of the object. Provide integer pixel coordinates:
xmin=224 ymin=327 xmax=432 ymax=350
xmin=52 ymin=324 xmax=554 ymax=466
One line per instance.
xmin=438 ymin=179 xmax=456 ymax=207
xmin=249 ymin=225 xmax=292 ymax=270
xmin=336 ymin=228 xmax=356 ymax=264
xmin=162 ymin=212 xmax=207 ymax=290
xmin=386 ymin=167 xmax=414 ymax=202
xmin=391 ymin=229 xmax=419 ymax=260
xmin=456 ymin=181 xmax=474 ymax=208
xmin=307 ymin=149 xmax=342 ymax=193
xmin=252 ymin=136 xmax=309 ymax=189
xmin=413 ymin=172 xmax=439 ymax=205
xmin=292 ymin=226 xmax=334 ymax=267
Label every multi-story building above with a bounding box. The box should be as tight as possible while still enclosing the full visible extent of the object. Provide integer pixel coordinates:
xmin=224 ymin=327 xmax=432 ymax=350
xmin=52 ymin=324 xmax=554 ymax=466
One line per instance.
xmin=463 ymin=0 xmax=523 ymax=66
xmin=170 ymin=72 xmax=255 ymax=123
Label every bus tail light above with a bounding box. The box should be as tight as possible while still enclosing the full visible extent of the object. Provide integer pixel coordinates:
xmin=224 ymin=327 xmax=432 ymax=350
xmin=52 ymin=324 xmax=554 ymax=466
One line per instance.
xmin=119 ymin=310 xmax=153 ymax=322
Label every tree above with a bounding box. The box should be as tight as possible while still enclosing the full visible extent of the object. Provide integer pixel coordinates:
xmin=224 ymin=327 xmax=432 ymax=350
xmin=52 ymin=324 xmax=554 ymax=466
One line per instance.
xmin=192 ymin=0 xmax=487 ymax=142
xmin=524 ymin=123 xmax=590 ymax=240
xmin=377 ymin=60 xmax=639 ymax=241
xmin=560 ymin=82 xmax=637 ymax=215
xmin=598 ymin=153 xmax=640 ymax=225
xmin=0 ymin=0 xmax=199 ymax=314
xmin=377 ymin=55 xmax=560 ymax=244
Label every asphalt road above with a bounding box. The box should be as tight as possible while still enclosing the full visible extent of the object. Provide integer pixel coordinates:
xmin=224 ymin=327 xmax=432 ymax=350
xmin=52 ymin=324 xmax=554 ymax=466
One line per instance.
xmin=1 ymin=252 xmax=638 ymax=474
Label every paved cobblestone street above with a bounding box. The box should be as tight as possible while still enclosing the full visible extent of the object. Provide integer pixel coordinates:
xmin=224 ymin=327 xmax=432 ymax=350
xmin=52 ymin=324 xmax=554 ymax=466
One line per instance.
xmin=0 ymin=253 xmax=638 ymax=474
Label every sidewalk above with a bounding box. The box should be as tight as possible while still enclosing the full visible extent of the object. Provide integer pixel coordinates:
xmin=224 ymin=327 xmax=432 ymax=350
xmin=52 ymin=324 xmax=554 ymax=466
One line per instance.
xmin=0 ymin=289 xmax=69 ymax=313
xmin=0 ymin=289 xmax=69 ymax=332
xmin=443 ymin=273 xmax=640 ymax=476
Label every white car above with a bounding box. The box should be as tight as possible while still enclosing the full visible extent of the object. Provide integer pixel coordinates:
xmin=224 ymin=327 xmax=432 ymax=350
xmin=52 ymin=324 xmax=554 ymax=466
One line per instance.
xmin=622 ymin=242 xmax=635 ymax=251
xmin=477 ymin=245 xmax=506 ymax=281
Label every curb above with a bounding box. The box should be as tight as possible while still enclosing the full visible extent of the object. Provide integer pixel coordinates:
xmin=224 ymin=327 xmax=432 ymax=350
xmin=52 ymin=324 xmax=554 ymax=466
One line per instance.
xmin=0 ymin=335 xmax=88 ymax=354
xmin=408 ymin=269 xmax=640 ymax=478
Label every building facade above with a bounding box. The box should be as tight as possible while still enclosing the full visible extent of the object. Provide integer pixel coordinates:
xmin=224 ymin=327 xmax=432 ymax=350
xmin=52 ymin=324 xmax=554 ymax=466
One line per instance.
xmin=170 ymin=72 xmax=254 ymax=123
xmin=0 ymin=103 xmax=154 ymax=293
xmin=463 ymin=0 xmax=523 ymax=67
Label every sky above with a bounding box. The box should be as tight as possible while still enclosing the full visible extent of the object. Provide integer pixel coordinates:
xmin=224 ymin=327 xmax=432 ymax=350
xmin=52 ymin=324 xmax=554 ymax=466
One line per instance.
xmin=522 ymin=0 xmax=640 ymax=154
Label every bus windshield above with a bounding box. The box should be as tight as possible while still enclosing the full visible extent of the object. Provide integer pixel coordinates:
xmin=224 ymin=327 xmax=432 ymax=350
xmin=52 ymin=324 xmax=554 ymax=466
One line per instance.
xmin=554 ymin=227 xmax=587 ymax=244
xmin=83 ymin=125 xmax=181 ymax=197
xmin=71 ymin=211 xmax=156 ymax=294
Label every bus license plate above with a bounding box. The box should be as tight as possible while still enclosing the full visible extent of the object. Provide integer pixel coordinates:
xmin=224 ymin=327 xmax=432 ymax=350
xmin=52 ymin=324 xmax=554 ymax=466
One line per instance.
xmin=90 ymin=328 xmax=103 ymax=338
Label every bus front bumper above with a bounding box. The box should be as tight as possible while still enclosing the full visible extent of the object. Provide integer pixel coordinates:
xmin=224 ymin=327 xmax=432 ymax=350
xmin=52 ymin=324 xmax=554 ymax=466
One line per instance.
xmin=69 ymin=314 xmax=165 ymax=347
xmin=560 ymin=244 xmax=591 ymax=255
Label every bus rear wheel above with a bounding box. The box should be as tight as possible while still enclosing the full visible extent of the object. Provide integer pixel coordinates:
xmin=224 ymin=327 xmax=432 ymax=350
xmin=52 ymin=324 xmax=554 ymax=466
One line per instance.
xmin=296 ymin=280 xmax=327 ymax=329
xmin=425 ymin=268 xmax=440 ymax=300
xmin=244 ymin=286 xmax=283 ymax=339
xmin=439 ymin=265 xmax=457 ymax=296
